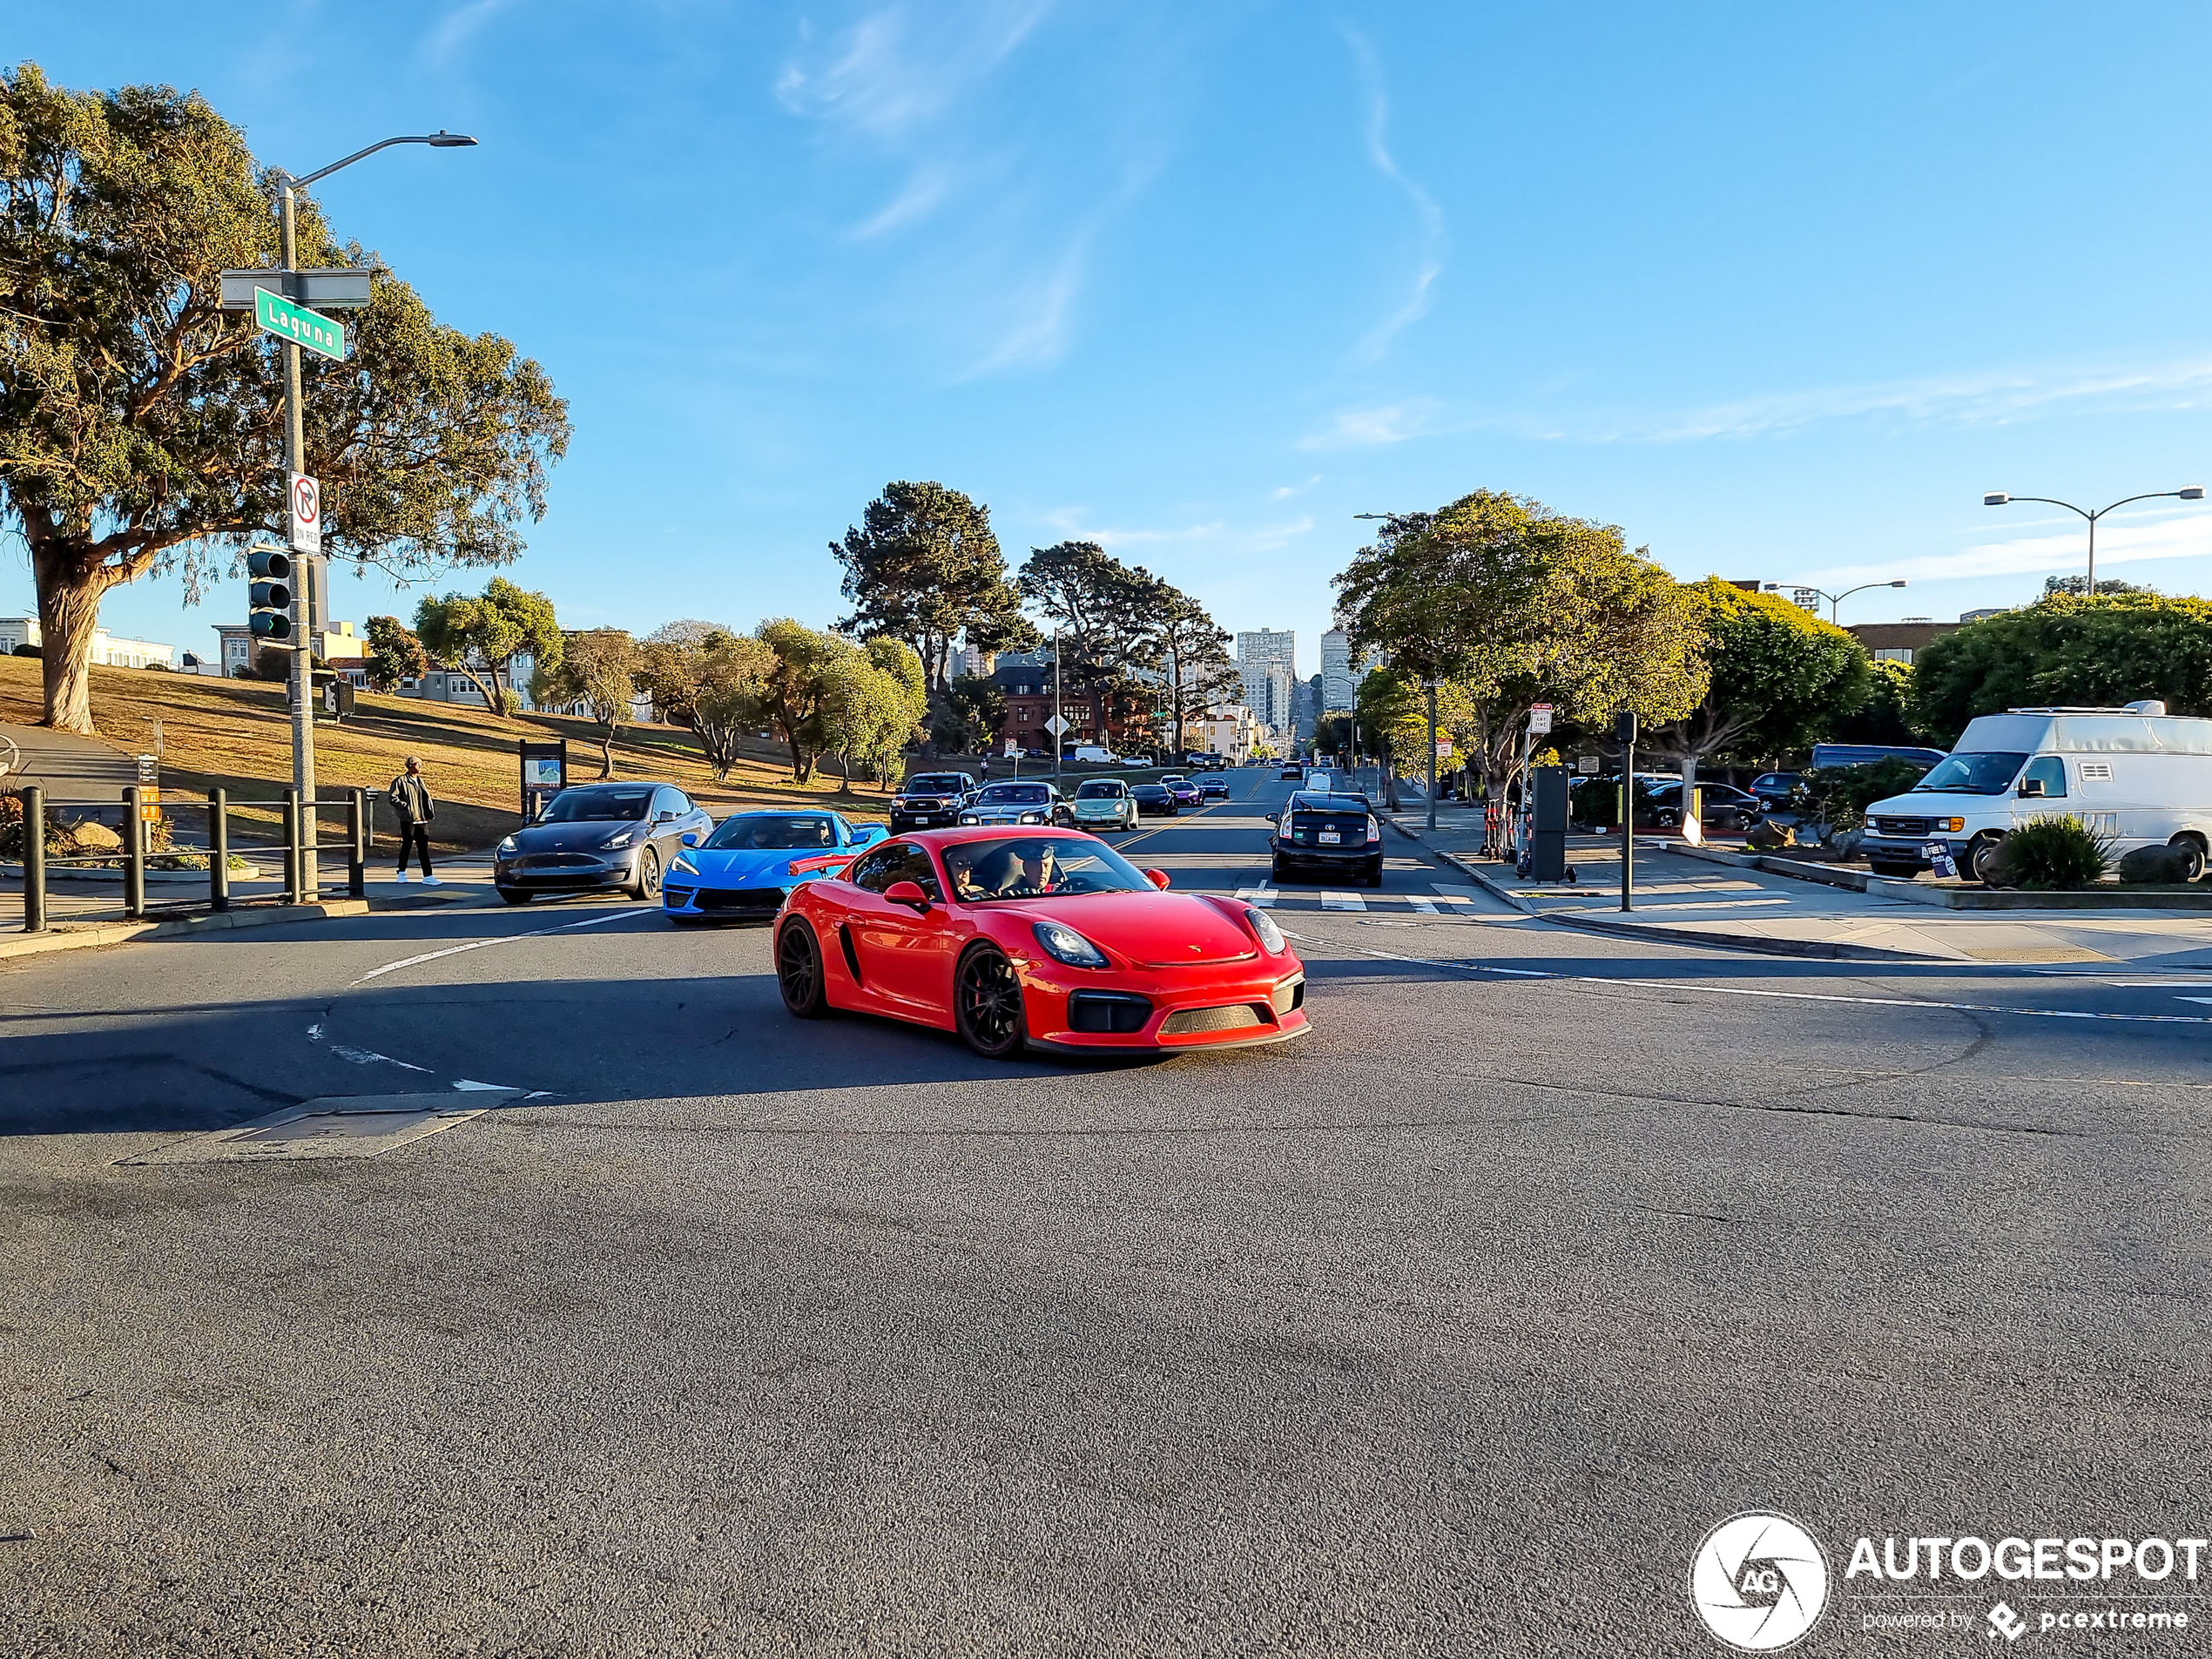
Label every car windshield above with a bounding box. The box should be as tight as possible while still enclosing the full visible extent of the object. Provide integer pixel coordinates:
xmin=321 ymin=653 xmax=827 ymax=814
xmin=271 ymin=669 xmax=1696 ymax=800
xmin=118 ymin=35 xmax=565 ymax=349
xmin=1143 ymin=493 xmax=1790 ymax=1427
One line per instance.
xmin=943 ymin=836 xmax=1152 ymax=902
xmin=905 ymin=775 xmax=967 ymax=793
xmin=1912 ymin=752 xmax=2026 ymax=796
xmin=539 ymin=787 xmax=652 ymax=822
xmin=705 ymin=814 xmax=836 ymax=851
xmin=1131 ymin=785 xmax=1167 ymax=796
xmin=980 ymin=785 xmax=1050 ymax=805
xmin=1075 ymin=781 xmax=1124 ymax=799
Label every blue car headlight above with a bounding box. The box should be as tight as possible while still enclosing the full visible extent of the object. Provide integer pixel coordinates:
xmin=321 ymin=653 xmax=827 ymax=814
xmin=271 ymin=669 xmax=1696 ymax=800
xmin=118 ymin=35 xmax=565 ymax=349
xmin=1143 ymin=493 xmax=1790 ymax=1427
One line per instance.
xmin=671 ymin=857 xmax=698 ymax=877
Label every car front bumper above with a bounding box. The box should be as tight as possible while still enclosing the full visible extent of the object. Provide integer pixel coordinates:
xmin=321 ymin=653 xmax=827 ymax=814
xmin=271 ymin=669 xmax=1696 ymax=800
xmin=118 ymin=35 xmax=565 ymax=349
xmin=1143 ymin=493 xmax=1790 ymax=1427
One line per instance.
xmin=496 ymin=850 xmax=638 ymax=891
xmin=663 ymin=878 xmax=795 ymax=919
xmin=1858 ymin=833 xmax=1966 ymax=868
xmin=1017 ymin=962 xmax=1311 ymax=1054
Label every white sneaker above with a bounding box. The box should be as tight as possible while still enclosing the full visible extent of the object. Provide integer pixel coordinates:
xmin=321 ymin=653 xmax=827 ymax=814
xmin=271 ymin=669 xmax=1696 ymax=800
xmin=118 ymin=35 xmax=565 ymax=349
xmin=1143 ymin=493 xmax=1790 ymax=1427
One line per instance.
xmin=396 ymin=871 xmax=412 ymax=884
xmin=421 ymin=876 xmax=442 ymax=887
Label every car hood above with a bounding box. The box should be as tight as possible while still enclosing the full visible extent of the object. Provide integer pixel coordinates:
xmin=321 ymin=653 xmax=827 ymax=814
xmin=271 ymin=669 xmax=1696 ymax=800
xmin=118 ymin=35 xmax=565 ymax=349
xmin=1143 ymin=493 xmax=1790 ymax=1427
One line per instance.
xmin=1071 ymin=798 xmax=1126 ymax=812
xmin=674 ymin=845 xmax=829 ymax=881
xmin=508 ymin=820 xmax=643 ymax=853
xmin=1009 ymin=891 xmax=1259 ymax=968
xmin=1868 ymin=792 xmax=1988 ymax=818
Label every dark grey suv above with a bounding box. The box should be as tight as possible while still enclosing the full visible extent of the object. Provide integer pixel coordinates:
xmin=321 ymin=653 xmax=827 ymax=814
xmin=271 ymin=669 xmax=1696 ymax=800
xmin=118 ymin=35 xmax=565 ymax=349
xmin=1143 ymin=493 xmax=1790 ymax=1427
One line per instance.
xmin=494 ymin=782 xmax=713 ymax=904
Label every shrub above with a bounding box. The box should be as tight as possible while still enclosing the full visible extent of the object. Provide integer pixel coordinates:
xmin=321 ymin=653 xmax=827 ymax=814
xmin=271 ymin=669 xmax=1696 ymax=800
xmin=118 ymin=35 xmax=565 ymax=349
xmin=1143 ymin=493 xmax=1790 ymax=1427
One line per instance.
xmin=2117 ymin=844 xmax=2197 ymax=885
xmin=1985 ymin=816 xmax=2112 ymax=890
xmin=1792 ymin=757 xmax=1932 ymax=832
xmin=10 ymin=643 xmax=39 ymax=658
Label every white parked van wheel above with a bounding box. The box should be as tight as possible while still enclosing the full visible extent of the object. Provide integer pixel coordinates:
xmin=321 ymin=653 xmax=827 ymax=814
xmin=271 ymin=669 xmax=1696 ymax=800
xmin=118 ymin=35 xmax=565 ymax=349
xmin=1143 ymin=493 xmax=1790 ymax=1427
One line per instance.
xmin=1964 ymin=832 xmax=2006 ymax=885
xmin=2168 ymin=835 xmax=2208 ymax=883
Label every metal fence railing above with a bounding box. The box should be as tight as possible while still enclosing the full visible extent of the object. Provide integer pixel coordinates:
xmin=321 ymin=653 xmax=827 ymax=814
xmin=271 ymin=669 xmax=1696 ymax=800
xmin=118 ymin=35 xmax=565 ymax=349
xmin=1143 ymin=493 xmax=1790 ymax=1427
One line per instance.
xmin=5 ymin=785 xmax=381 ymax=934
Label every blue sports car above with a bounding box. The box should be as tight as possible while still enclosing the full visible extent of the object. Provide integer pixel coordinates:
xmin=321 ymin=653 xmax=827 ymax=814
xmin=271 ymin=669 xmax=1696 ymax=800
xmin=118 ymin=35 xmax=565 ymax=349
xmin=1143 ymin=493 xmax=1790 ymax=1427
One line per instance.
xmin=663 ymin=811 xmax=888 ymax=923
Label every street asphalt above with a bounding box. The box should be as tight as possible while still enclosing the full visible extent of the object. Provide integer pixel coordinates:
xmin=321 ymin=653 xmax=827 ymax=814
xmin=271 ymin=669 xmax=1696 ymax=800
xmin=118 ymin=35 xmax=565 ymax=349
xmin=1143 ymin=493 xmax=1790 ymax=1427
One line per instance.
xmin=3 ymin=768 xmax=2209 ymax=1656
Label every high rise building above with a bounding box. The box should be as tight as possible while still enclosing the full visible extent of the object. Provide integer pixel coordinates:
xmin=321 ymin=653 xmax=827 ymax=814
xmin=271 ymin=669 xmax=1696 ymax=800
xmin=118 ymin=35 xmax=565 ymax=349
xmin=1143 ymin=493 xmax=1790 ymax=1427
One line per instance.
xmin=1237 ymin=628 xmax=1296 ymax=732
xmin=1319 ymin=628 xmax=1355 ymax=712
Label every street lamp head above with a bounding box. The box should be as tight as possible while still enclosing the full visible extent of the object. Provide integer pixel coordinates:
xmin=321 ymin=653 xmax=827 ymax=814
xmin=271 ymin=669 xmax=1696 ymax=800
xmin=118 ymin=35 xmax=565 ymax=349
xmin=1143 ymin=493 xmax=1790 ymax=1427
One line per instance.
xmin=1889 ymin=579 xmax=1908 ymax=588
xmin=426 ymin=131 xmax=478 ymax=147
xmin=1761 ymin=581 xmax=1782 ymax=591
xmin=1983 ymin=493 xmax=2010 ymax=506
xmin=2181 ymin=486 xmax=2207 ymax=501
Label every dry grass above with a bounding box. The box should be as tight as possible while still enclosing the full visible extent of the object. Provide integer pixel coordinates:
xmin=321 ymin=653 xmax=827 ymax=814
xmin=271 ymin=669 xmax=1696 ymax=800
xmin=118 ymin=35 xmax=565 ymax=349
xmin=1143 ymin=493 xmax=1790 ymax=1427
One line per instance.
xmin=0 ymin=657 xmax=894 ymax=850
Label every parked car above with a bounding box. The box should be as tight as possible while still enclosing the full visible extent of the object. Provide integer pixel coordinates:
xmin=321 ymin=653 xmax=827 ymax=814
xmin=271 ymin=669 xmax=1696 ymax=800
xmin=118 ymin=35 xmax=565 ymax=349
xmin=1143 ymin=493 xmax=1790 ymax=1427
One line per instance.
xmin=1858 ymin=703 xmax=2212 ymax=881
xmin=495 ymin=781 xmax=713 ymax=904
xmin=960 ymin=780 xmax=1072 ymax=828
xmin=1271 ymin=791 xmax=1385 ymax=887
xmin=890 ymin=771 xmax=978 ymax=832
xmin=1278 ymin=764 xmax=1303 ymax=781
xmin=1069 ymin=777 xmax=1139 ymax=833
xmin=1159 ymin=773 xmax=1203 ymax=809
xmin=1129 ymin=783 xmax=1178 ymax=818
xmin=1070 ymin=745 xmax=1118 ymax=764
xmin=663 ymin=811 xmax=887 ymax=922
xmin=1747 ymin=771 xmax=1803 ymax=811
xmin=1640 ymin=779 xmax=1763 ymax=830
xmin=1192 ymin=772 xmax=1231 ymax=799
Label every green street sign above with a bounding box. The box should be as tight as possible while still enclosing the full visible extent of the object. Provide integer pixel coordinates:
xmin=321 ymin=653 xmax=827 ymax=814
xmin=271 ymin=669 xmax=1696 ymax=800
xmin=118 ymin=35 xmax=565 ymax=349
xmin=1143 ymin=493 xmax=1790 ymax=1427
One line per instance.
xmin=253 ymin=287 xmax=346 ymax=361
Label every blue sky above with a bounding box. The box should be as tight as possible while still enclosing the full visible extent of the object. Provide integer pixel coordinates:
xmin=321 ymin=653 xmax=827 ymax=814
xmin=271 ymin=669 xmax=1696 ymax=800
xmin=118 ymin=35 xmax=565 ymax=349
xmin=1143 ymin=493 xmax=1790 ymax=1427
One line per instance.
xmin=13 ymin=1 xmax=2212 ymax=678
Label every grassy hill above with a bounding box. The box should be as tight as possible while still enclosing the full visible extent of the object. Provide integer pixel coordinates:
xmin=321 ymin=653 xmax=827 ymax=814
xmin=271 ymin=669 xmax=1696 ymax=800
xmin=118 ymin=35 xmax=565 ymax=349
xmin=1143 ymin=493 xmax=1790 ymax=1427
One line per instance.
xmin=0 ymin=657 xmax=896 ymax=852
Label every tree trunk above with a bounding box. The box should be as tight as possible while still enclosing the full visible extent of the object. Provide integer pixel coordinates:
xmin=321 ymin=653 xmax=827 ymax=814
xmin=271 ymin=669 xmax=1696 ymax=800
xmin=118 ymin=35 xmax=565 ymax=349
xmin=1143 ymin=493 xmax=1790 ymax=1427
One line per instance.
xmin=34 ymin=556 xmax=110 ymax=736
xmin=597 ymin=728 xmax=615 ymax=779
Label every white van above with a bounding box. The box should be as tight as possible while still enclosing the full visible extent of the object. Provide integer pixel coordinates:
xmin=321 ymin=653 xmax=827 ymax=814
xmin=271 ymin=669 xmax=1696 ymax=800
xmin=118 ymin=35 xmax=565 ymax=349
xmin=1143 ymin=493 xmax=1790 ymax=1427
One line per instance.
xmin=1859 ymin=702 xmax=2212 ymax=881
xmin=1069 ymin=745 xmax=1118 ymax=765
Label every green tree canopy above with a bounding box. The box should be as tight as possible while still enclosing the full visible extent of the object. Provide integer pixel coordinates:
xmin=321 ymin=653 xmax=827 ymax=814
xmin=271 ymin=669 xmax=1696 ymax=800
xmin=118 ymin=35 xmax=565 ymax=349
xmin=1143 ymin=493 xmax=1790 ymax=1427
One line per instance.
xmin=414 ymin=577 xmax=563 ymax=715
xmin=833 ymin=481 xmax=1032 ymax=693
xmin=361 ymin=615 xmax=427 ymax=692
xmin=1017 ymin=541 xmax=1168 ymax=750
xmin=1334 ymin=490 xmax=1706 ymax=793
xmin=532 ymin=628 xmax=639 ymax=778
xmin=933 ymin=673 xmax=1006 ymax=755
xmin=1645 ymin=578 xmax=1871 ymax=795
xmin=0 ymin=64 xmax=568 ymax=733
xmin=1827 ymin=657 xmax=1915 ymax=746
xmin=630 ymin=624 xmax=776 ymax=782
xmin=755 ymin=617 xmax=854 ymax=782
xmin=1911 ymin=592 xmax=2212 ymax=743
xmin=1154 ymin=584 xmax=1242 ymax=759
xmin=820 ymin=636 xmax=927 ymax=790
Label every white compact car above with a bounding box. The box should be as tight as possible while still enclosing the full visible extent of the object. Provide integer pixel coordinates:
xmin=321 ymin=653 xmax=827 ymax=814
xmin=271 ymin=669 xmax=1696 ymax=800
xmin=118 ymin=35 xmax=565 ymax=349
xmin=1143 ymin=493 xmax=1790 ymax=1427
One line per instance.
xmin=1859 ymin=702 xmax=2212 ymax=881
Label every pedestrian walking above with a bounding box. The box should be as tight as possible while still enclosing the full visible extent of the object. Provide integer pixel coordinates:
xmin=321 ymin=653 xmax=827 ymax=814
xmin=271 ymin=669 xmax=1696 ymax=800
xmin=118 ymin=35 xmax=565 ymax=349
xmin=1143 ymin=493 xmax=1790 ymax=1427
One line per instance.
xmin=388 ymin=755 xmax=442 ymax=886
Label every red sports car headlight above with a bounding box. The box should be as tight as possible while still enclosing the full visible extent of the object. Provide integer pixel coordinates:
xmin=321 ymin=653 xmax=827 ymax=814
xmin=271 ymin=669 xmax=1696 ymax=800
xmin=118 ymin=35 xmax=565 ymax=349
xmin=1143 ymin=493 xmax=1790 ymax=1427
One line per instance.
xmin=1246 ymin=906 xmax=1286 ymax=954
xmin=1032 ymin=920 xmax=1109 ymax=969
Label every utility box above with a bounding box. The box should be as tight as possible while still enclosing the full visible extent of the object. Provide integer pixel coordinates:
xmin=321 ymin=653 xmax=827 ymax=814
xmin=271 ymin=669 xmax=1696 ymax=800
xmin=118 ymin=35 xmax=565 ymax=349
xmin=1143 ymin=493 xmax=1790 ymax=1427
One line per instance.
xmin=1530 ymin=765 xmax=1569 ymax=882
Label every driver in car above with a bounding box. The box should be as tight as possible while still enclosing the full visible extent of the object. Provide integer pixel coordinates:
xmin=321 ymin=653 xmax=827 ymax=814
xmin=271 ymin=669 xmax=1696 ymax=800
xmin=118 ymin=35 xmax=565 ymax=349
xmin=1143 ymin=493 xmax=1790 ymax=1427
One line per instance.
xmin=957 ymin=841 xmax=1060 ymax=899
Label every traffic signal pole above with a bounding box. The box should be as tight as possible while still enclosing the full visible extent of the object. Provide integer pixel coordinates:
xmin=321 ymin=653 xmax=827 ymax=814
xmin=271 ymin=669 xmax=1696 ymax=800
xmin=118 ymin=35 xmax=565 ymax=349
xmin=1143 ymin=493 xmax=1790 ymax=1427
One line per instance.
xmin=279 ymin=178 xmax=319 ymax=901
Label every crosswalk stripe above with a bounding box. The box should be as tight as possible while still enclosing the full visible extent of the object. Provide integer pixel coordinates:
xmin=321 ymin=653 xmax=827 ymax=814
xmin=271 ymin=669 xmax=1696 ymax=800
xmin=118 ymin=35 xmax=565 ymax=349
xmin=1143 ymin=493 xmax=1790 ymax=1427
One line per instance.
xmin=1406 ymin=895 xmax=1439 ymax=913
xmin=1319 ymin=891 xmax=1367 ymax=912
xmin=1431 ymin=884 xmax=1482 ymax=904
xmin=1234 ymin=884 xmax=1279 ymax=908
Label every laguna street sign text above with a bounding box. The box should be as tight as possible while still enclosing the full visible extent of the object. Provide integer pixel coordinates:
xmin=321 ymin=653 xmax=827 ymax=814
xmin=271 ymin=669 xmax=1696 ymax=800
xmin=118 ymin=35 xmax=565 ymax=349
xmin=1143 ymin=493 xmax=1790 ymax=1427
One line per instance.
xmin=254 ymin=287 xmax=347 ymax=362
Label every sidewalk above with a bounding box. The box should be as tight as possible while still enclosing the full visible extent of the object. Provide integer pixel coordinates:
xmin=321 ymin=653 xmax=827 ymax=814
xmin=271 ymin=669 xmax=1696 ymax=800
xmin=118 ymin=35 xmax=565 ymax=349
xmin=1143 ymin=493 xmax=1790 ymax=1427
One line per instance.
xmin=1386 ymin=804 xmax=2212 ymax=968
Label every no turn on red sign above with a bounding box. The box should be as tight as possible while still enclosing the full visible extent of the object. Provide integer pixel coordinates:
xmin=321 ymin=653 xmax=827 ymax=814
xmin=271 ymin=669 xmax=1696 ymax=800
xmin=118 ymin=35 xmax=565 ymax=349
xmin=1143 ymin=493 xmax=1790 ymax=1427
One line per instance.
xmin=288 ymin=471 xmax=321 ymax=556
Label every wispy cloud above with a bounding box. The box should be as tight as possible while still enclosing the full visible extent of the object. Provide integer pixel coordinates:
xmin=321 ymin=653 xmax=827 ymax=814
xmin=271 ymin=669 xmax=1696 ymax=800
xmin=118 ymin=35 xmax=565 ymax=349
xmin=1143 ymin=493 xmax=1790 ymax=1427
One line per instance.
xmin=1343 ymin=29 xmax=1446 ymax=362
xmin=775 ymin=3 xmax=1051 ymax=140
xmin=1037 ymin=510 xmax=1315 ymax=554
xmin=1298 ymin=401 xmax=1440 ymax=448
xmin=1271 ymin=475 xmax=1323 ymax=499
xmin=420 ymin=0 xmax=515 ymax=71
xmin=850 ymin=166 xmax=952 ymax=239
xmin=1802 ymin=507 xmax=2212 ymax=589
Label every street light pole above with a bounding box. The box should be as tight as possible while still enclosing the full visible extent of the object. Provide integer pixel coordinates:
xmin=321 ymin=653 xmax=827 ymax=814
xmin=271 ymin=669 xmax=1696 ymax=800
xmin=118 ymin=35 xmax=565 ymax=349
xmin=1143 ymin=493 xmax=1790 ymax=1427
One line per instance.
xmin=1052 ymin=630 xmax=1062 ymax=781
xmin=267 ymin=132 xmax=475 ymax=900
xmin=1762 ymin=579 xmax=1908 ymax=624
xmin=1984 ymin=488 xmax=2208 ymax=595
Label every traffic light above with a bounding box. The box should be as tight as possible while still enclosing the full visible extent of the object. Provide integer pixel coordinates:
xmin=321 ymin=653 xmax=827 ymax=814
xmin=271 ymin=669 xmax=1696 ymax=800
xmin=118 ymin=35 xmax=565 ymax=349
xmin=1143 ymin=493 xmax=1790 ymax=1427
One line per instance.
xmin=248 ymin=546 xmax=293 ymax=644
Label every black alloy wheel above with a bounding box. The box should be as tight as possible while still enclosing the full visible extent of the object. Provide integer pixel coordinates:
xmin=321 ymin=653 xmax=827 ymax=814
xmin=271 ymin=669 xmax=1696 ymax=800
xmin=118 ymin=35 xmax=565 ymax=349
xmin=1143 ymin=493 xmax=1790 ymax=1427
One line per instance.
xmin=496 ymin=887 xmax=532 ymax=906
xmin=776 ymin=921 xmax=832 ymax=1019
xmin=954 ymin=945 xmax=1028 ymax=1059
xmin=632 ymin=848 xmax=662 ymax=901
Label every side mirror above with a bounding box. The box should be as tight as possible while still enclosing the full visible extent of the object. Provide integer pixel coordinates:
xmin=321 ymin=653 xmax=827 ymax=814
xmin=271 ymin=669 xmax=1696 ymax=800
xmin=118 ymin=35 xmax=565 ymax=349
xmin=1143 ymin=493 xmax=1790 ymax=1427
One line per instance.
xmin=2018 ymin=778 xmax=2046 ymax=799
xmin=680 ymin=832 xmax=699 ymax=847
xmin=884 ymin=879 xmax=931 ymax=910
xmin=853 ymin=824 xmax=887 ymax=846
xmin=1145 ymin=868 xmax=1170 ymax=890
xmin=657 ymin=810 xmax=678 ymax=823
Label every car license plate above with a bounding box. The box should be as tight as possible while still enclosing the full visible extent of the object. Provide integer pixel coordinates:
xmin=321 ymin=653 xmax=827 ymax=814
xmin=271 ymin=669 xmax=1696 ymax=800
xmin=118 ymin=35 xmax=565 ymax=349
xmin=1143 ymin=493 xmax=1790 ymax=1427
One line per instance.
xmin=1318 ymin=830 xmax=1340 ymax=844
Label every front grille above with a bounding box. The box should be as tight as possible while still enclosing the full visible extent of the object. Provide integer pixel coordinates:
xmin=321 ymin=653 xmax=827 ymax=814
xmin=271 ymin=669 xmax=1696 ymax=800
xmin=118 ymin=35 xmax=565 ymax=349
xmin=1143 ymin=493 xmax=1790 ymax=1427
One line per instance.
xmin=664 ymin=887 xmax=694 ymax=906
xmin=699 ymin=887 xmax=785 ymax=912
xmin=1270 ymin=977 xmax=1305 ymax=1015
xmin=1871 ymin=816 xmax=1932 ymax=836
xmin=520 ymin=853 xmax=604 ymax=870
xmin=1160 ymin=1003 xmax=1269 ymax=1035
xmin=1068 ymin=991 xmax=1152 ymax=1035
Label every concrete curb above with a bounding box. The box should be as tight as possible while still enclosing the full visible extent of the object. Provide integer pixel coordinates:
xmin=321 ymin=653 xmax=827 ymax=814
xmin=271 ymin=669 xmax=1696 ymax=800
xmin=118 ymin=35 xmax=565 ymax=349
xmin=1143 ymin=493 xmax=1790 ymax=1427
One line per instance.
xmin=1664 ymin=841 xmax=2212 ymax=911
xmin=0 ymin=890 xmax=494 ymax=965
xmin=1426 ymin=848 xmax=1945 ymax=963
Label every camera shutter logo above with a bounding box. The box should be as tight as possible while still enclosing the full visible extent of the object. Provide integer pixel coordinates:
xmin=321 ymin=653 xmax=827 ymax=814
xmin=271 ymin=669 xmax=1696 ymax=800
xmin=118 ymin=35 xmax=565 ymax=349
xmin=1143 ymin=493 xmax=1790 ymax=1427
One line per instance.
xmin=1689 ymin=1512 xmax=1830 ymax=1651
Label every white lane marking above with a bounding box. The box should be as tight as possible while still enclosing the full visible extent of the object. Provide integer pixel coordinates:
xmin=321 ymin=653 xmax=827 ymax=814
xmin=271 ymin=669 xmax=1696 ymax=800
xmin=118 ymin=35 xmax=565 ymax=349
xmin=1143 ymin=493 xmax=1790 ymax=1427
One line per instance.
xmin=1319 ymin=891 xmax=1367 ymax=912
xmin=1406 ymin=896 xmax=1440 ymax=914
xmin=1430 ymin=884 xmax=1484 ymax=904
xmin=1361 ymin=948 xmax=2212 ymax=1025
xmin=351 ymin=909 xmax=637 ymax=986
xmin=454 ymin=1078 xmax=516 ymax=1090
xmin=306 ymin=1022 xmax=432 ymax=1072
xmin=1235 ymin=882 xmax=1280 ymax=908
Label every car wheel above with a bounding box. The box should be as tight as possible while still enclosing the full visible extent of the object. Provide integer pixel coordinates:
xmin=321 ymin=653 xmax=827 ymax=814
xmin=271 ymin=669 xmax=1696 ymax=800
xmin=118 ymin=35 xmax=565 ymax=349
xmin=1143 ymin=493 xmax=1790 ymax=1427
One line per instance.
xmin=954 ymin=944 xmax=1028 ymax=1059
xmin=1963 ymin=832 xmax=2006 ymax=885
xmin=2168 ymin=834 xmax=2208 ymax=883
xmin=1366 ymin=860 xmax=1385 ymax=887
xmin=631 ymin=848 xmax=663 ymax=901
xmin=1271 ymin=860 xmax=1287 ymax=883
xmin=775 ymin=920 xmax=833 ymax=1019
xmin=496 ymin=887 xmax=532 ymax=905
